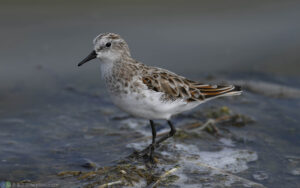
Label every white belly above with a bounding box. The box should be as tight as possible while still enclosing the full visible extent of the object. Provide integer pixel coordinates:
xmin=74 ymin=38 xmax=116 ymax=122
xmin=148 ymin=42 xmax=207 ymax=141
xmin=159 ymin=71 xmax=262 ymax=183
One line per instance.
xmin=109 ymin=89 xmax=201 ymax=120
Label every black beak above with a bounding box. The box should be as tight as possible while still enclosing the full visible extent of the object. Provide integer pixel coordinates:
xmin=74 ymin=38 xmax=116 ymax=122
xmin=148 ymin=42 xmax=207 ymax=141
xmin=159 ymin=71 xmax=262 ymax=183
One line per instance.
xmin=78 ymin=50 xmax=97 ymax=67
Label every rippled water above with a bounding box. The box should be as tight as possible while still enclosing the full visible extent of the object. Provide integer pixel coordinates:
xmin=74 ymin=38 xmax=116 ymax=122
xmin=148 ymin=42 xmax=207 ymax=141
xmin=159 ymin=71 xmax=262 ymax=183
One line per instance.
xmin=0 ymin=1 xmax=300 ymax=187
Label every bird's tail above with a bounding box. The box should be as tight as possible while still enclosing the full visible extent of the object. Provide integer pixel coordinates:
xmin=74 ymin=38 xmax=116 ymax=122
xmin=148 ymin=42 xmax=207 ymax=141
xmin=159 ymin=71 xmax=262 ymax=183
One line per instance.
xmin=194 ymin=84 xmax=242 ymax=99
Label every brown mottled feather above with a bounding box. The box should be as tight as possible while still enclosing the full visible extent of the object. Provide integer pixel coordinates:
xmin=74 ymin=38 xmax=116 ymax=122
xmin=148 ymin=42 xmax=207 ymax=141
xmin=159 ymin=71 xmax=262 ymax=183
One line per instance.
xmin=140 ymin=66 xmax=241 ymax=102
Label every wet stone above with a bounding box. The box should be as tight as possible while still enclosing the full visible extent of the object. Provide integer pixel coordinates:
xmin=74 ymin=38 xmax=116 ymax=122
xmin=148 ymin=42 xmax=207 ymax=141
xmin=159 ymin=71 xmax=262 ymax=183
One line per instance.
xmin=80 ymin=159 xmax=98 ymax=169
xmin=252 ymin=171 xmax=269 ymax=181
xmin=289 ymin=168 xmax=300 ymax=176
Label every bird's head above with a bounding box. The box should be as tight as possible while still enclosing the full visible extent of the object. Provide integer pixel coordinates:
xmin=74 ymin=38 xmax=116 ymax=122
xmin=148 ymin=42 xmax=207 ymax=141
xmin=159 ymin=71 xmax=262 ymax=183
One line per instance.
xmin=78 ymin=33 xmax=131 ymax=66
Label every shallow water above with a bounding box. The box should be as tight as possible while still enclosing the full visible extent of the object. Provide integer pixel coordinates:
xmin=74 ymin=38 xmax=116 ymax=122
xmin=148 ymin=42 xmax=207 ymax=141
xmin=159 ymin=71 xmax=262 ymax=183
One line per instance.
xmin=1 ymin=72 xmax=299 ymax=187
xmin=1 ymin=1 xmax=300 ymax=187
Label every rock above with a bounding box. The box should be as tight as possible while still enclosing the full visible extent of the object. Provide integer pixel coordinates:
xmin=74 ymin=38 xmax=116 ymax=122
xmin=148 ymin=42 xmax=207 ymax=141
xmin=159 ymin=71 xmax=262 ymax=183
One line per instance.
xmin=290 ymin=168 xmax=300 ymax=176
xmin=252 ymin=171 xmax=269 ymax=181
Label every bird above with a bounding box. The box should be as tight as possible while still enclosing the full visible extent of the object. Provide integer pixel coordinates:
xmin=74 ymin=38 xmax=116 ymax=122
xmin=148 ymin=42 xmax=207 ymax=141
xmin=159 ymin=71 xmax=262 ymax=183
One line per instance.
xmin=78 ymin=33 xmax=242 ymax=162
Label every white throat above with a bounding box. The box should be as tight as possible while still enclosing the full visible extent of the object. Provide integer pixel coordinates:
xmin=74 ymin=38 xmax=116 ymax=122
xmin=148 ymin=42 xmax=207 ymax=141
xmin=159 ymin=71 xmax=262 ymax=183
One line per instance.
xmin=97 ymin=51 xmax=121 ymax=79
xmin=99 ymin=60 xmax=114 ymax=79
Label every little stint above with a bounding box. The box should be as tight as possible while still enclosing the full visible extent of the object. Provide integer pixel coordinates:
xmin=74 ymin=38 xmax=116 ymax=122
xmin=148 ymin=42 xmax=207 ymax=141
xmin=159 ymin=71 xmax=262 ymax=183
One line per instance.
xmin=78 ymin=33 xmax=242 ymax=161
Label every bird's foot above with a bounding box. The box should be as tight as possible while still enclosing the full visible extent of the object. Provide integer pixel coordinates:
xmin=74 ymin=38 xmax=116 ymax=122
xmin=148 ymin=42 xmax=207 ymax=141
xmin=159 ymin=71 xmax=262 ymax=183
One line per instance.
xmin=140 ymin=143 xmax=158 ymax=164
xmin=143 ymin=153 xmax=158 ymax=164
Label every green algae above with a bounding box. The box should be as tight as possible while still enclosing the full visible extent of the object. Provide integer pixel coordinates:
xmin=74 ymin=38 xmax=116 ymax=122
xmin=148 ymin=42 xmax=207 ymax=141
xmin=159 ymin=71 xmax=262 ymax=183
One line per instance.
xmin=205 ymin=106 xmax=254 ymax=127
xmin=57 ymin=163 xmax=160 ymax=187
xmin=205 ymin=106 xmax=231 ymax=119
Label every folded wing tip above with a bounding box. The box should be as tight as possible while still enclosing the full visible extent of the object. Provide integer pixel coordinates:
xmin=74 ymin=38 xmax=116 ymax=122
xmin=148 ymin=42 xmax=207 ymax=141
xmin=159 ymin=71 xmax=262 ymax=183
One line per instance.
xmin=234 ymin=85 xmax=242 ymax=92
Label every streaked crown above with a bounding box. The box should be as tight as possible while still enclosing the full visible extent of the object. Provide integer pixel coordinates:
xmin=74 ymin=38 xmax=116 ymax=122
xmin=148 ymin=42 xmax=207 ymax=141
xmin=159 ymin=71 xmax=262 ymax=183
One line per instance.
xmin=78 ymin=33 xmax=131 ymax=66
xmin=93 ymin=33 xmax=131 ymax=59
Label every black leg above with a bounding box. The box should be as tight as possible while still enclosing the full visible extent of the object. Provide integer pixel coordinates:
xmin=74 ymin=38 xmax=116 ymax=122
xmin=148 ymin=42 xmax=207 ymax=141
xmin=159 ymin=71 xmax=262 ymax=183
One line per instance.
xmin=139 ymin=120 xmax=176 ymax=162
xmin=154 ymin=120 xmax=176 ymax=146
xmin=150 ymin=120 xmax=156 ymax=144
xmin=167 ymin=120 xmax=176 ymax=137
xmin=149 ymin=120 xmax=156 ymax=160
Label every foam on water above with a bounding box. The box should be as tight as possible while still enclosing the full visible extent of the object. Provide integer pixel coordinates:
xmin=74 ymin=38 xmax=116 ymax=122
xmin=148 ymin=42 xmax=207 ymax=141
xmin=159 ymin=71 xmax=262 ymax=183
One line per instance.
xmin=126 ymin=127 xmax=260 ymax=187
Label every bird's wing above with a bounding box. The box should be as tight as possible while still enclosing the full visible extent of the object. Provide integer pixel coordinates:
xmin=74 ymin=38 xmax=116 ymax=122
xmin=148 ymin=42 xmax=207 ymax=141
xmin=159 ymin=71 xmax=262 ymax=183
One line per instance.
xmin=141 ymin=68 xmax=241 ymax=102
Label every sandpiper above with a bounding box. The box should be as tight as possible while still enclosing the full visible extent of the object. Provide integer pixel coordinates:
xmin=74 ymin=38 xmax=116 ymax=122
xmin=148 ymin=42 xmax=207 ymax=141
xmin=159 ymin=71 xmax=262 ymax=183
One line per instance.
xmin=78 ymin=33 xmax=242 ymax=161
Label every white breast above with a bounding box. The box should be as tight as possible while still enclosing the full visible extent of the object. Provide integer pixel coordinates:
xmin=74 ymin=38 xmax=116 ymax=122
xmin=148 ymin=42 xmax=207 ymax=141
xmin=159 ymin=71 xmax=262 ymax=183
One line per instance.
xmin=109 ymin=88 xmax=201 ymax=120
xmin=100 ymin=61 xmax=202 ymax=120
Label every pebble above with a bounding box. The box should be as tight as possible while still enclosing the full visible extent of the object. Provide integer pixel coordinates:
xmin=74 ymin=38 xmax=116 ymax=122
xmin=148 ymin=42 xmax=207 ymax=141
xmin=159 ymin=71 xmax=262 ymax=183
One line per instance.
xmin=252 ymin=171 xmax=269 ymax=181
xmin=290 ymin=168 xmax=300 ymax=176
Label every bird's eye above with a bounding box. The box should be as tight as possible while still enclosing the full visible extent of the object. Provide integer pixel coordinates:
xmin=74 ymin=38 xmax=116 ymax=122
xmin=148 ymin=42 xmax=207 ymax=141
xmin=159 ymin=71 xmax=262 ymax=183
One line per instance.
xmin=106 ymin=42 xmax=111 ymax=47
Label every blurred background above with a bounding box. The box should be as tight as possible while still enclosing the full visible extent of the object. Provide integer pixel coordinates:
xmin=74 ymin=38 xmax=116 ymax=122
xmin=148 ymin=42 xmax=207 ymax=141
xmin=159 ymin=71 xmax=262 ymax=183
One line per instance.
xmin=0 ymin=0 xmax=299 ymax=187
xmin=1 ymin=0 xmax=300 ymax=112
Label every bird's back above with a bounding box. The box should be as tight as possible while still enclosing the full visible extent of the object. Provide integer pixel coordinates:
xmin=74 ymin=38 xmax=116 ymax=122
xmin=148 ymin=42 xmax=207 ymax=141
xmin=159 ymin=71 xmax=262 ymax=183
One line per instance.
xmin=137 ymin=62 xmax=242 ymax=103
